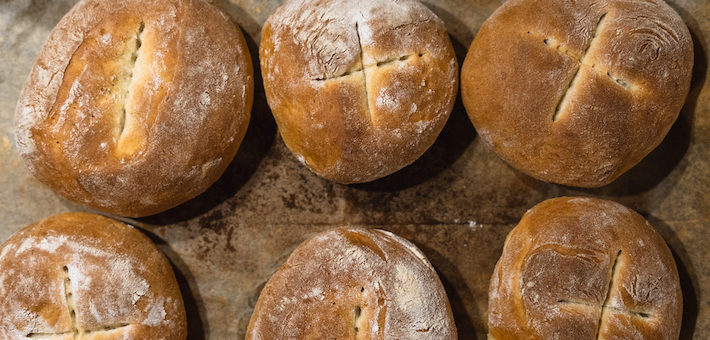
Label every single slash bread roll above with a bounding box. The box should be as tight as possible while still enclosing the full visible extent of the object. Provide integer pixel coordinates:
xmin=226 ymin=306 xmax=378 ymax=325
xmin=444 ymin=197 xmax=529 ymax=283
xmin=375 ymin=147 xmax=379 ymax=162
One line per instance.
xmin=246 ymin=227 xmax=457 ymax=339
xmin=461 ymin=0 xmax=693 ymax=187
xmin=14 ymin=0 xmax=254 ymax=217
xmin=0 ymin=213 xmax=187 ymax=340
xmin=489 ymin=197 xmax=682 ymax=340
xmin=260 ymin=0 xmax=458 ymax=184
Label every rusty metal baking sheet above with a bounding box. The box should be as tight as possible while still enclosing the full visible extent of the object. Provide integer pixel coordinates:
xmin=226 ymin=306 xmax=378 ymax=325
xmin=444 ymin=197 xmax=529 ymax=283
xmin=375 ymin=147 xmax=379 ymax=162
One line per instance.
xmin=1 ymin=0 xmax=708 ymax=339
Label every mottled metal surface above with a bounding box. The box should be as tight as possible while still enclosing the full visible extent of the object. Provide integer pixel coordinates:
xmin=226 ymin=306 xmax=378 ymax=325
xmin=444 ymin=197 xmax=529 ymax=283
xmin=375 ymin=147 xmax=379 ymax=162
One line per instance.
xmin=1 ymin=0 xmax=708 ymax=339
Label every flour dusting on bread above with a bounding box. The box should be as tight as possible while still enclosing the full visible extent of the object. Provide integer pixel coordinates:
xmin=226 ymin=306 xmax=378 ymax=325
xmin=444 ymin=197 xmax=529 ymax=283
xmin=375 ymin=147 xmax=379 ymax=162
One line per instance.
xmin=14 ymin=0 xmax=254 ymax=217
xmin=0 ymin=213 xmax=187 ymax=340
xmin=246 ymin=227 xmax=457 ymax=339
xmin=488 ymin=198 xmax=682 ymax=339
xmin=260 ymin=0 xmax=458 ymax=183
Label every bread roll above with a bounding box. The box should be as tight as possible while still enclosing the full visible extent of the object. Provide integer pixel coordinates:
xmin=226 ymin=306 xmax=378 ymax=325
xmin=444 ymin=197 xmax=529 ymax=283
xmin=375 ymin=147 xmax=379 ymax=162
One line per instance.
xmin=489 ymin=197 xmax=682 ymax=340
xmin=246 ymin=227 xmax=457 ymax=339
xmin=461 ymin=0 xmax=693 ymax=187
xmin=0 ymin=213 xmax=187 ymax=340
xmin=14 ymin=0 xmax=253 ymax=217
xmin=260 ymin=0 xmax=458 ymax=184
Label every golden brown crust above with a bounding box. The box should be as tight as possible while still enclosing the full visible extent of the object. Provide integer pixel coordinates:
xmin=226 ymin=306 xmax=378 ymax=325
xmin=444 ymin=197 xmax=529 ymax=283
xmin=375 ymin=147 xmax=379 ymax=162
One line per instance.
xmin=0 ymin=213 xmax=187 ymax=340
xmin=488 ymin=197 xmax=682 ymax=340
xmin=246 ymin=227 xmax=457 ymax=339
xmin=260 ymin=0 xmax=458 ymax=184
xmin=461 ymin=0 xmax=693 ymax=187
xmin=15 ymin=0 xmax=254 ymax=217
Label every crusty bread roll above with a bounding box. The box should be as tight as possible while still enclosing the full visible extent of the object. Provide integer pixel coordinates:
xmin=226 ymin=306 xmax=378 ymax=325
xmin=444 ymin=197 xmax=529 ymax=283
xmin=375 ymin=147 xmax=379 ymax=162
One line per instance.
xmin=246 ymin=227 xmax=457 ymax=339
xmin=489 ymin=197 xmax=682 ymax=340
xmin=14 ymin=0 xmax=253 ymax=217
xmin=260 ymin=0 xmax=458 ymax=184
xmin=461 ymin=0 xmax=693 ymax=187
xmin=0 ymin=213 xmax=187 ymax=340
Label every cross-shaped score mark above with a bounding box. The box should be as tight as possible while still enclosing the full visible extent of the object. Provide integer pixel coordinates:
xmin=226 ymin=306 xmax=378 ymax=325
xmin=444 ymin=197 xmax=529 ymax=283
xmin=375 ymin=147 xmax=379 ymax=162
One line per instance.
xmin=544 ymin=13 xmax=635 ymax=122
xmin=313 ymin=22 xmax=427 ymax=122
xmin=556 ymin=251 xmax=653 ymax=340
xmin=26 ymin=266 xmax=131 ymax=339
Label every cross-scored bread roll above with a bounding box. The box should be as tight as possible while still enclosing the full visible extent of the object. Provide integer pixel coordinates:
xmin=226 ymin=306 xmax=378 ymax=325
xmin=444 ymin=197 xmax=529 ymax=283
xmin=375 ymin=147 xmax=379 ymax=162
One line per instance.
xmin=489 ymin=197 xmax=682 ymax=340
xmin=260 ymin=0 xmax=458 ymax=184
xmin=0 ymin=213 xmax=187 ymax=340
xmin=246 ymin=227 xmax=457 ymax=339
xmin=461 ymin=0 xmax=693 ymax=187
xmin=14 ymin=0 xmax=253 ymax=217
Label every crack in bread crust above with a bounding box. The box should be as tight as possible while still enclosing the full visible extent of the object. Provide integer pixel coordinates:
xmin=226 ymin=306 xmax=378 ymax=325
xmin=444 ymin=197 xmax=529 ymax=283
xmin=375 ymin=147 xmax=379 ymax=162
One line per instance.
xmin=64 ymin=266 xmax=79 ymax=339
xmin=313 ymin=53 xmax=426 ymax=81
xmin=557 ymin=300 xmax=651 ymax=319
xmin=118 ymin=21 xmax=145 ymax=141
xmin=552 ymin=13 xmax=608 ymax=122
xmin=355 ymin=22 xmax=371 ymax=122
xmin=353 ymin=304 xmax=362 ymax=337
xmin=596 ymin=250 xmax=621 ymax=340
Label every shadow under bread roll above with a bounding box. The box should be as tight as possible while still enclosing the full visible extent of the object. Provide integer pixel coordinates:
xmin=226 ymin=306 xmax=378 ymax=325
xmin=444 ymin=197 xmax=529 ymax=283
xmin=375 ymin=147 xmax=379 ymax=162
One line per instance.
xmin=0 ymin=213 xmax=187 ymax=340
xmin=489 ymin=197 xmax=682 ymax=340
xmin=246 ymin=227 xmax=457 ymax=339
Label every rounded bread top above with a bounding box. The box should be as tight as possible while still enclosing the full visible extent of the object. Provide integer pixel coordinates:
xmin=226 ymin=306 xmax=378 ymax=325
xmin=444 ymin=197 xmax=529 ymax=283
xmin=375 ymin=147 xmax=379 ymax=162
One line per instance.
xmin=461 ymin=0 xmax=693 ymax=187
xmin=14 ymin=0 xmax=254 ymax=217
xmin=0 ymin=213 xmax=187 ymax=340
xmin=246 ymin=227 xmax=457 ymax=339
xmin=260 ymin=0 xmax=458 ymax=183
xmin=488 ymin=197 xmax=682 ymax=340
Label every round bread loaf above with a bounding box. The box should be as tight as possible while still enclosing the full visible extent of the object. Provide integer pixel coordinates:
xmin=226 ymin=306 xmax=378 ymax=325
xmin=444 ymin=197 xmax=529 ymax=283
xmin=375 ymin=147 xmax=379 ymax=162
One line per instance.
xmin=488 ymin=197 xmax=682 ymax=340
xmin=260 ymin=0 xmax=458 ymax=184
xmin=461 ymin=0 xmax=693 ymax=187
xmin=246 ymin=227 xmax=457 ymax=339
xmin=0 ymin=213 xmax=187 ymax=340
xmin=14 ymin=0 xmax=253 ymax=217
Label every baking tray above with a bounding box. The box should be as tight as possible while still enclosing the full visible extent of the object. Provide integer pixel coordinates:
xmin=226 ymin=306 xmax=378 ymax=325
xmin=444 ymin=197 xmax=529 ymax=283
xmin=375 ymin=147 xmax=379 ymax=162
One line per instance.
xmin=1 ymin=0 xmax=708 ymax=338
